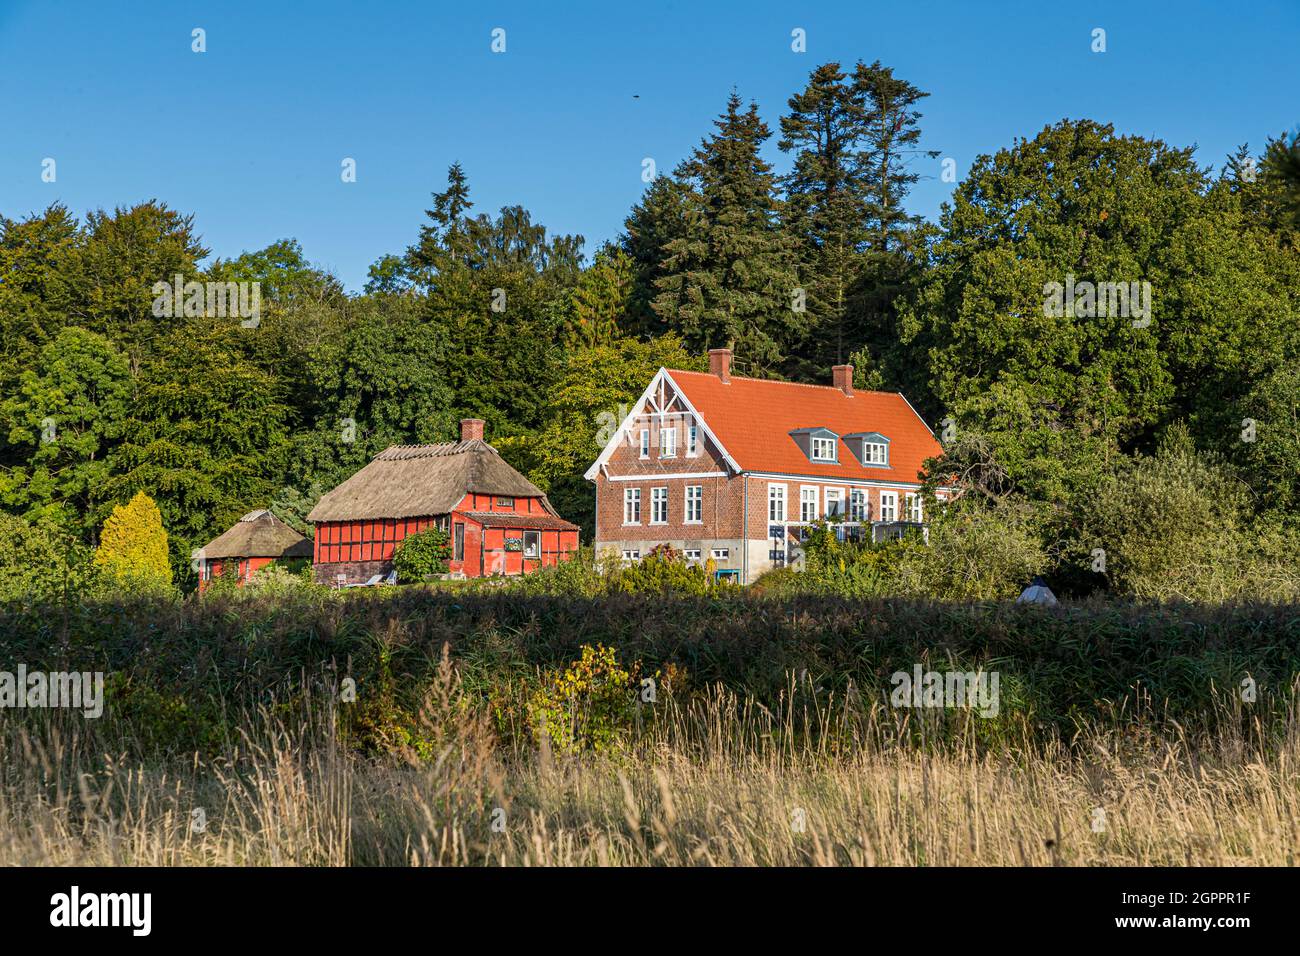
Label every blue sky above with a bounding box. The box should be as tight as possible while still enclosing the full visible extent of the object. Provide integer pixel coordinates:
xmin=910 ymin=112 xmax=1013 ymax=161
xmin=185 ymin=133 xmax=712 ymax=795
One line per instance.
xmin=2 ymin=0 xmax=1297 ymax=291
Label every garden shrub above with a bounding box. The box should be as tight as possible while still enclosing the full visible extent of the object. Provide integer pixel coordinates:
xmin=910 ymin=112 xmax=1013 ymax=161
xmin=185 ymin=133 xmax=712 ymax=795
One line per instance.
xmin=392 ymin=527 xmax=451 ymax=583
xmin=93 ymin=491 xmax=174 ymax=595
xmin=529 ymin=643 xmax=642 ymax=753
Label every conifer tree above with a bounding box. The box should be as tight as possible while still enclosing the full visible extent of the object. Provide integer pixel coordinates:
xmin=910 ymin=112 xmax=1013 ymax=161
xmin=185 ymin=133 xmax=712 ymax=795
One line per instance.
xmin=652 ymin=92 xmax=799 ymax=376
xmin=779 ymin=62 xmax=871 ymax=369
xmin=94 ymin=491 xmax=173 ymax=593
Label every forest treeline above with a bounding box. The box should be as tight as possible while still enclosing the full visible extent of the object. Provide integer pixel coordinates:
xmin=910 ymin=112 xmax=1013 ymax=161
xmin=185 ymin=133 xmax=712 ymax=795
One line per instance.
xmin=2 ymin=60 xmax=1299 ymax=597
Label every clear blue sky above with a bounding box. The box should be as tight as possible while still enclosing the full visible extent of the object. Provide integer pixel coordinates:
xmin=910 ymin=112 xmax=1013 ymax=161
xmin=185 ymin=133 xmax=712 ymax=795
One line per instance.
xmin=2 ymin=0 xmax=1297 ymax=291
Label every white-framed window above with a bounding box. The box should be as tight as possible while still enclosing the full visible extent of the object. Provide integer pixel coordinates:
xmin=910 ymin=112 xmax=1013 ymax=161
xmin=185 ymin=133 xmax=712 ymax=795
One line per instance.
xmin=906 ymin=492 xmax=923 ymax=523
xmin=864 ymin=441 xmax=888 ymax=466
xmin=825 ymin=487 xmax=845 ymax=518
xmin=850 ymin=488 xmax=867 ymax=522
xmin=879 ymin=491 xmax=898 ymax=522
xmin=800 ymin=486 xmax=819 ymax=522
xmin=623 ymin=487 xmax=642 ymax=524
xmin=811 ymin=435 xmax=838 ymax=462
xmin=621 ymin=549 xmax=641 ymax=562
xmin=687 ymin=425 xmax=699 ymax=456
xmin=711 ymin=548 xmax=730 ymax=560
xmin=523 ymin=530 xmax=541 ymax=559
xmin=639 ymin=429 xmax=650 ymax=459
xmin=660 ymin=427 xmax=677 ymax=458
xmin=768 ymin=483 xmax=787 ymax=522
xmin=685 ymin=484 xmax=703 ymax=523
xmin=650 ymin=486 xmax=668 ymax=524
xmin=684 ymin=548 xmax=701 ymax=562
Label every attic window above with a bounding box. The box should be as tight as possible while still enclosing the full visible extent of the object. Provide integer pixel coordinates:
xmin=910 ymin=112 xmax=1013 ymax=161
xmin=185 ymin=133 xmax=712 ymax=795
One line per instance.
xmin=811 ymin=436 xmax=837 ymax=463
xmin=845 ymin=432 xmax=891 ymax=468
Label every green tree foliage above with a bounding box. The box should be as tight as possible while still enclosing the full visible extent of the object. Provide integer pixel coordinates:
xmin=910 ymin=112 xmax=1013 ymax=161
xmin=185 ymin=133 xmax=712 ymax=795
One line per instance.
xmin=778 ymin=62 xmax=872 ymax=371
xmin=107 ymin=325 xmax=291 ymax=581
xmin=903 ymin=120 xmax=1202 ymax=502
xmin=1261 ymin=129 xmax=1300 ymax=231
xmin=565 ymin=246 xmax=633 ymax=348
xmin=651 ymin=92 xmax=800 ymax=375
xmin=93 ymin=491 xmax=173 ymax=594
xmin=392 ymin=527 xmax=451 ymax=583
xmin=0 ymin=328 xmax=131 ymax=535
xmin=1072 ymin=427 xmax=1260 ymax=602
xmin=0 ymin=514 xmax=96 ymax=603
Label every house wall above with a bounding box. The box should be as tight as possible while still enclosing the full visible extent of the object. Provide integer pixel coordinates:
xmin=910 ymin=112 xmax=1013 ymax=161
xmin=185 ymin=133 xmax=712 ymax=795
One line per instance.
xmin=314 ymin=494 xmax=578 ymax=584
xmin=596 ymin=434 xmax=944 ymax=582
xmin=199 ymin=555 xmax=276 ymax=592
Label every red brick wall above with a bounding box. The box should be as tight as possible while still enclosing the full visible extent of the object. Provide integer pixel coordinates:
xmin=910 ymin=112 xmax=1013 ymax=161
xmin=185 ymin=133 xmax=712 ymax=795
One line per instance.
xmin=597 ymin=472 xmax=939 ymax=546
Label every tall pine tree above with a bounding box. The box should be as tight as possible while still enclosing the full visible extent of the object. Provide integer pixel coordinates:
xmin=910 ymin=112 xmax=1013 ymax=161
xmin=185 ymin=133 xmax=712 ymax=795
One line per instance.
xmin=651 ymin=92 xmax=799 ymax=376
xmin=779 ymin=62 xmax=871 ymax=371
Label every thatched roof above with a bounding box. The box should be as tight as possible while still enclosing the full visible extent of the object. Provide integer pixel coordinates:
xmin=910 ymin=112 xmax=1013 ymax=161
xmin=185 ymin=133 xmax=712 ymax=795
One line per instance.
xmin=201 ymin=510 xmax=314 ymax=560
xmin=307 ymin=440 xmax=551 ymax=523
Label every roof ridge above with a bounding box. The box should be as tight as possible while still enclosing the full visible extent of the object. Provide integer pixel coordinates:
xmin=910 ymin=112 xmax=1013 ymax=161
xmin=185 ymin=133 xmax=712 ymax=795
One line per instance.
xmin=666 ymin=368 xmax=902 ymax=397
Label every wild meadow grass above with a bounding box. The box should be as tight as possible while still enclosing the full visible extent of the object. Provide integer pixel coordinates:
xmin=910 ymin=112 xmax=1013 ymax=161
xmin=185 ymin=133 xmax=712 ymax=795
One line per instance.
xmin=2 ymin=651 xmax=1297 ymax=866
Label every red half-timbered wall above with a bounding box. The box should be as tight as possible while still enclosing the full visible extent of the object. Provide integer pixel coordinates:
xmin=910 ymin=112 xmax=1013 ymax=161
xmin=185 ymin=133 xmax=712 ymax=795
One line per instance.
xmin=313 ymin=494 xmax=578 ymax=583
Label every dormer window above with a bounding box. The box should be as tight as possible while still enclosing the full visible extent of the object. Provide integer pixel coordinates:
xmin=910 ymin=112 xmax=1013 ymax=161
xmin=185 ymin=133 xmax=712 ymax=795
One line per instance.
xmin=789 ymin=427 xmax=840 ymax=464
xmin=844 ymin=432 xmax=890 ymax=468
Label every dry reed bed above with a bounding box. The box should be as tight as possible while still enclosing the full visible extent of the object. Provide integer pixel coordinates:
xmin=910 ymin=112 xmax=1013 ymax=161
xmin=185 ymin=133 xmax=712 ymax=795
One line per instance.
xmin=1 ymin=682 xmax=1296 ymax=866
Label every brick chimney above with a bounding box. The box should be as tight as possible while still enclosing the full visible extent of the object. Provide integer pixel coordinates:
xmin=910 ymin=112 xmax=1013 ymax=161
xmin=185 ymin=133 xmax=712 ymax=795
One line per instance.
xmin=832 ymin=364 xmax=854 ymax=397
xmin=708 ymin=348 xmax=732 ymax=383
xmin=460 ymin=418 xmax=485 ymax=441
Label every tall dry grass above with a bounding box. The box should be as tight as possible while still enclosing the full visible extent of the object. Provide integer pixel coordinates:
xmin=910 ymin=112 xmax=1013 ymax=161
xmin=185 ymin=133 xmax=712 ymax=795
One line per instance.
xmin=1 ymin=661 xmax=1297 ymax=866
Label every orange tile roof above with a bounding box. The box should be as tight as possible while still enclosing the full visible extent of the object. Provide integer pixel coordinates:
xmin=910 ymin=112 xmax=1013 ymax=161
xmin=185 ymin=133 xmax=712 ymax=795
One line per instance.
xmin=667 ymin=369 xmax=943 ymax=485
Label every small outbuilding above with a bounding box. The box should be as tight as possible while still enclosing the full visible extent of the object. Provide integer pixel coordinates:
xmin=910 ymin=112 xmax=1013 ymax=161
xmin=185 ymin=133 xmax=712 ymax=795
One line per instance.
xmin=197 ymin=509 xmax=314 ymax=591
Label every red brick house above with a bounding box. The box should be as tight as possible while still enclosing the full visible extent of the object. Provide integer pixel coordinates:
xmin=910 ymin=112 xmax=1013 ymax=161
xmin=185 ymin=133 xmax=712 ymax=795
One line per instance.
xmin=197 ymin=510 xmax=314 ymax=592
xmin=308 ymin=419 xmax=580 ymax=585
xmin=584 ymin=349 xmax=952 ymax=583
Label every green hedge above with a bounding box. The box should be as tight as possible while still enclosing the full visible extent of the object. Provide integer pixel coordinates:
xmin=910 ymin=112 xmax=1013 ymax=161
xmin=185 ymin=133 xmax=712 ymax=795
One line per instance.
xmin=2 ymin=592 xmax=1297 ymax=747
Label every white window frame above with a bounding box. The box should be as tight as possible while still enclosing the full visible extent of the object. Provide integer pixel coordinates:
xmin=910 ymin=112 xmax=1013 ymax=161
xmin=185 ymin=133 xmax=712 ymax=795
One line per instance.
xmin=660 ymin=427 xmax=677 ymax=458
xmin=687 ymin=425 xmax=699 ymax=457
xmin=906 ymin=492 xmax=923 ymax=523
xmin=850 ymin=488 xmax=867 ymax=522
xmin=768 ymin=483 xmax=787 ymax=522
xmin=683 ymin=548 xmax=701 ymax=563
xmin=800 ymin=486 xmax=819 ymax=523
xmin=623 ymin=487 xmax=642 ymax=524
xmin=824 ymin=487 xmax=845 ymax=518
xmin=650 ymin=486 xmax=668 ymax=524
xmin=879 ymin=491 xmax=898 ymax=523
xmin=811 ymin=435 xmax=838 ymax=462
xmin=864 ymin=441 xmax=888 ymax=466
xmin=639 ymin=429 xmax=650 ymax=459
xmin=710 ymin=548 xmax=730 ymax=561
xmin=684 ymin=484 xmax=703 ymax=524
xmin=621 ymin=549 xmax=641 ymax=563
xmin=523 ymin=530 xmax=541 ymax=559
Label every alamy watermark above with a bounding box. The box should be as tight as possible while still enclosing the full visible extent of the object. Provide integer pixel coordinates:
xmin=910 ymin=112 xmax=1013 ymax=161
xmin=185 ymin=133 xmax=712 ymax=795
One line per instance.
xmin=151 ymin=274 xmax=261 ymax=328
xmin=1043 ymin=273 xmax=1151 ymax=328
xmin=890 ymin=665 xmax=1000 ymax=718
xmin=0 ymin=666 xmax=104 ymax=718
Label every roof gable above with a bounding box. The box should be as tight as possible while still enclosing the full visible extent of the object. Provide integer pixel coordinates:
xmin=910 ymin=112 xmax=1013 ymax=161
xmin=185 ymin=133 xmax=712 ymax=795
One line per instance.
xmin=664 ymin=370 xmax=943 ymax=484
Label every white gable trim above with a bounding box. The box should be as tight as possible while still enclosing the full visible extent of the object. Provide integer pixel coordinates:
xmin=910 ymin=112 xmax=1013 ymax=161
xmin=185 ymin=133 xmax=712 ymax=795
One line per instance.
xmin=583 ymin=368 xmax=741 ymax=481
